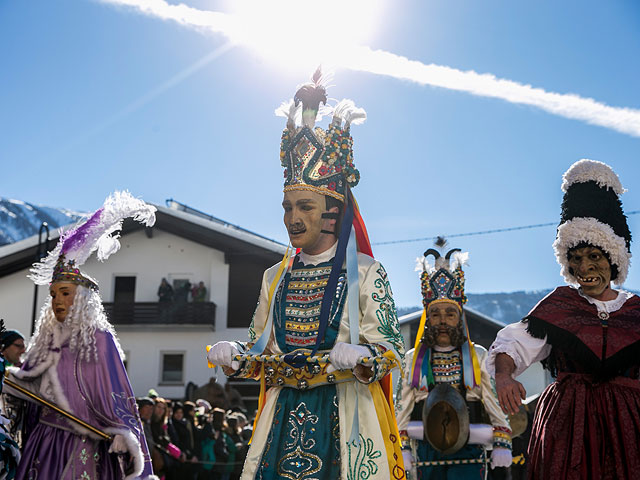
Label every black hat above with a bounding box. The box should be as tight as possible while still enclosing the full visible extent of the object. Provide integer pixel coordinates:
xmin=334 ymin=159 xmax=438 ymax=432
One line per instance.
xmin=0 ymin=327 xmax=24 ymax=350
xmin=553 ymin=159 xmax=631 ymax=285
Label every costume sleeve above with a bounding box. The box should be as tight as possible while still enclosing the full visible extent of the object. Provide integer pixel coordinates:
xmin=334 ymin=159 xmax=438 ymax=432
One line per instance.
xmin=476 ymin=346 xmax=512 ymax=450
xmin=486 ymin=321 xmax=551 ymax=378
xmin=79 ymin=332 xmax=156 ymax=480
xmin=395 ymin=350 xmax=416 ymax=449
xmin=355 ymin=260 xmax=405 ymax=383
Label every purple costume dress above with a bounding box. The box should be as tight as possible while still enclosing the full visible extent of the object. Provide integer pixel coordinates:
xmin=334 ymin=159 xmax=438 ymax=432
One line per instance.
xmin=9 ymin=329 xmax=155 ymax=480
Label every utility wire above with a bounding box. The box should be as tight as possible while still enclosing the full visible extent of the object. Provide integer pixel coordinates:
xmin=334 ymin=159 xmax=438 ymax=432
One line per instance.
xmin=373 ymin=210 xmax=640 ymax=246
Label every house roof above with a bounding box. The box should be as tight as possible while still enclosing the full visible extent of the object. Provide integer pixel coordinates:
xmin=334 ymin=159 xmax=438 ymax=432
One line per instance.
xmin=0 ymin=202 xmax=287 ymax=277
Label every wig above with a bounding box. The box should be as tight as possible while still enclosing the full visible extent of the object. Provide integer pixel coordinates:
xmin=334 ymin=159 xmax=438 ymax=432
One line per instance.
xmin=25 ymin=285 xmax=124 ymax=365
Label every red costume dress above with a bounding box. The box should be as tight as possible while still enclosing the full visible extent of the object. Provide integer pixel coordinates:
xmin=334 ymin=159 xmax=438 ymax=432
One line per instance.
xmin=491 ymin=286 xmax=640 ymax=479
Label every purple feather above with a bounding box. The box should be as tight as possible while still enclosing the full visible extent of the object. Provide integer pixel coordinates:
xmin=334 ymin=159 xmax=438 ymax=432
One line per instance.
xmin=61 ymin=208 xmax=104 ymax=254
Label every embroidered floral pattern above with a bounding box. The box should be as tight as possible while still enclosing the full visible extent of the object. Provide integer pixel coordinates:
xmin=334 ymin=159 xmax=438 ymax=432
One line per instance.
xmin=347 ymin=434 xmax=382 ymax=480
xmin=372 ymin=266 xmax=404 ymax=358
xmin=249 ymin=299 xmax=260 ymax=342
xmin=79 ymin=448 xmax=88 ymax=465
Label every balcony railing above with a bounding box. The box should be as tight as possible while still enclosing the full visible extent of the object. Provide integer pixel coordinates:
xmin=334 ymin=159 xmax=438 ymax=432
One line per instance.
xmin=103 ymin=301 xmax=216 ymax=327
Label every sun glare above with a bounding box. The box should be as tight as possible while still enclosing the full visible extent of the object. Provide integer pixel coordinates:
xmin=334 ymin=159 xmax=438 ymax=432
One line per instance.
xmin=228 ymin=0 xmax=384 ymax=71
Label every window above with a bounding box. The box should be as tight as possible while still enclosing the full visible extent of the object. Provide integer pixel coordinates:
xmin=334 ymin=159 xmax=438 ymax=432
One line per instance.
xmin=160 ymin=352 xmax=184 ymax=384
xmin=114 ymin=276 xmax=136 ymax=304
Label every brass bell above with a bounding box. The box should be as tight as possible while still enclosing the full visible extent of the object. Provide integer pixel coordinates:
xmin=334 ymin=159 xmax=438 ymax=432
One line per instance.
xmin=276 ymin=377 xmax=285 ymax=386
xmin=297 ymin=379 xmax=309 ymax=390
xmin=327 ymin=374 xmax=336 ymax=384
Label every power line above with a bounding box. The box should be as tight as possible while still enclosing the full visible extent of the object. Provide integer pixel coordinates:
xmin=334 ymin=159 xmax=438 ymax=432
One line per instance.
xmin=373 ymin=210 xmax=640 ymax=246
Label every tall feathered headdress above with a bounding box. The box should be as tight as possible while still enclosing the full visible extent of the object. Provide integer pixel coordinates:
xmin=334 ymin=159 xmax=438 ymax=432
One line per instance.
xmin=277 ymin=67 xmax=365 ymax=202
xmin=553 ymin=159 xmax=631 ymax=286
xmin=410 ymin=238 xmax=481 ymax=392
xmin=29 ymin=191 xmax=156 ymax=290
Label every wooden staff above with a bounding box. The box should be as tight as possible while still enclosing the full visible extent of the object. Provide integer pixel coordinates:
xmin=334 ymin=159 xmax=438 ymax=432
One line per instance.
xmin=4 ymin=377 xmax=111 ymax=441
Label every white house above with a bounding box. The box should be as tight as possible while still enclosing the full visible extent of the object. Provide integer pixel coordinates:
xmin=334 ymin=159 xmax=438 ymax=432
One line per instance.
xmin=0 ymin=200 xmax=285 ymax=400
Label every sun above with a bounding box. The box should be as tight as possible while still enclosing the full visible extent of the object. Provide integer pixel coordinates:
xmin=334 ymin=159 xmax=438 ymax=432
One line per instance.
xmin=227 ymin=0 xmax=385 ymax=71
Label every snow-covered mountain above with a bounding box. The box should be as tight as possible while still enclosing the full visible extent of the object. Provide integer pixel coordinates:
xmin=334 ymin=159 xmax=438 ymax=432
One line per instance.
xmin=466 ymin=290 xmax=553 ymax=324
xmin=0 ymin=198 xmax=82 ymax=246
xmin=398 ymin=290 xmax=552 ymax=325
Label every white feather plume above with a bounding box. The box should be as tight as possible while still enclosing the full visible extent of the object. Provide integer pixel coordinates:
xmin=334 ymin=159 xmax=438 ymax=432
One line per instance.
xmin=275 ymin=99 xmax=301 ymax=128
xmin=332 ymin=99 xmax=367 ymax=127
xmin=450 ymin=251 xmax=470 ymax=270
xmin=29 ymin=191 xmax=156 ymax=286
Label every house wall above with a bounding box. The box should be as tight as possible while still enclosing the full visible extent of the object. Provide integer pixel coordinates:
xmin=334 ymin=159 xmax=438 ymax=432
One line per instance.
xmin=0 ymin=228 xmax=262 ymax=399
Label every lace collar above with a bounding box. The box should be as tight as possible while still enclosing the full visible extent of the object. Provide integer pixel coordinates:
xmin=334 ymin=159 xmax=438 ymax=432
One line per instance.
xmin=577 ymin=287 xmax=633 ymax=314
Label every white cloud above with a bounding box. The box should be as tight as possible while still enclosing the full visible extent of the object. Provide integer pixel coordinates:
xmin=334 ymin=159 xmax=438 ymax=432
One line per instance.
xmin=101 ymin=0 xmax=640 ymax=138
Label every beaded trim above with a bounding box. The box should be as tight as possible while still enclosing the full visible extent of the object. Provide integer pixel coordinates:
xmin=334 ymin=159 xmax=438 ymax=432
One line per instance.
xmin=493 ymin=426 xmax=512 ymax=450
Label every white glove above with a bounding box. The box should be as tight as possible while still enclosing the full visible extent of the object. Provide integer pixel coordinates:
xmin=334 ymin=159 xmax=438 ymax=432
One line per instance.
xmin=402 ymin=449 xmax=413 ymax=472
xmin=207 ymin=341 xmax=240 ymax=370
xmin=327 ymin=342 xmax=370 ymax=372
xmin=490 ymin=447 xmax=512 ymax=469
xmin=109 ymin=434 xmax=129 ymax=454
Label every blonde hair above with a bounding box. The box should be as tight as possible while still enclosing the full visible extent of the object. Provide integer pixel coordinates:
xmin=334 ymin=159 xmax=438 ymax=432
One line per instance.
xmin=26 ymin=285 xmax=124 ymax=364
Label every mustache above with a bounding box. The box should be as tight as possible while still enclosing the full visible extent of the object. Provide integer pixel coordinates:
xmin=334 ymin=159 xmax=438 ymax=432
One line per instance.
xmin=288 ymin=222 xmax=306 ymax=234
xmin=422 ymin=323 xmax=466 ymax=347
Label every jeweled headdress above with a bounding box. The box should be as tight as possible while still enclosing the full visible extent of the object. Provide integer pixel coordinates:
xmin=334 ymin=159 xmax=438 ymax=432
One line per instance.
xmin=411 ymin=238 xmax=480 ymax=391
xmin=553 ymin=159 xmax=632 ymax=286
xmin=277 ymin=68 xmax=365 ymax=202
xmin=419 ymin=238 xmax=469 ymax=311
xmin=30 ymin=191 xmax=156 ymax=290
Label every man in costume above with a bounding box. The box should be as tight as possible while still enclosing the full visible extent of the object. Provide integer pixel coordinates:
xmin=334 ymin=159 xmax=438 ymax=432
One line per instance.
xmin=396 ymin=241 xmax=512 ymax=479
xmin=488 ymin=159 xmax=640 ymax=479
xmin=6 ymin=191 xmax=158 ymax=480
xmin=207 ymin=70 xmax=406 ymax=480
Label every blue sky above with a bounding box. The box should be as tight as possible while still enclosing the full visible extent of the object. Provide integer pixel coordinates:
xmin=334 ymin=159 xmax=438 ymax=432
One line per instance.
xmin=2 ymin=0 xmax=639 ymax=308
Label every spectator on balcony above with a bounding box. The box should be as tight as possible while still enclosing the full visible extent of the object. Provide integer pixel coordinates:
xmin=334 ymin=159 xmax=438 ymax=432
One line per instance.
xmin=175 ymin=281 xmax=192 ymax=306
xmin=158 ymin=278 xmax=174 ymax=304
xmin=191 ymin=282 xmax=208 ymax=302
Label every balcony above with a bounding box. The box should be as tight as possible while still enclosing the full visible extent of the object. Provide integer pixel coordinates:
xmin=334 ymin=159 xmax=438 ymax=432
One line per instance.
xmin=103 ymin=301 xmax=216 ymax=328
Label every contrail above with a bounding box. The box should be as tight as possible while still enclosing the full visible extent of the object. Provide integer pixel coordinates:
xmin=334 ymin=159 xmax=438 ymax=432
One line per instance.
xmin=101 ymin=0 xmax=640 ymax=138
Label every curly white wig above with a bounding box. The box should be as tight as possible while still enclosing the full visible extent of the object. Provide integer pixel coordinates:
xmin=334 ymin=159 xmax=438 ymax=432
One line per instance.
xmin=25 ymin=285 xmax=124 ymax=365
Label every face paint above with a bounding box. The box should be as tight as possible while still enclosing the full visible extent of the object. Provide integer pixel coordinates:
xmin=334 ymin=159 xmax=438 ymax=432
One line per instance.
xmin=282 ymin=190 xmax=338 ymax=254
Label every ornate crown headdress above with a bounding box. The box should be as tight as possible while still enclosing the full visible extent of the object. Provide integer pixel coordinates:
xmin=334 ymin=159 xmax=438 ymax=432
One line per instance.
xmin=419 ymin=237 xmax=469 ymax=311
xmin=553 ymin=159 xmax=632 ymax=286
xmin=277 ymin=68 xmax=365 ymax=202
xmin=410 ymin=238 xmax=480 ymax=391
xmin=29 ymin=191 xmax=156 ymax=290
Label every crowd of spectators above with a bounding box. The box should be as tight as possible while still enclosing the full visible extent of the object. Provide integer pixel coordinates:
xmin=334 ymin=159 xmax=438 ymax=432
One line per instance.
xmin=137 ymin=395 xmax=251 ymax=480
